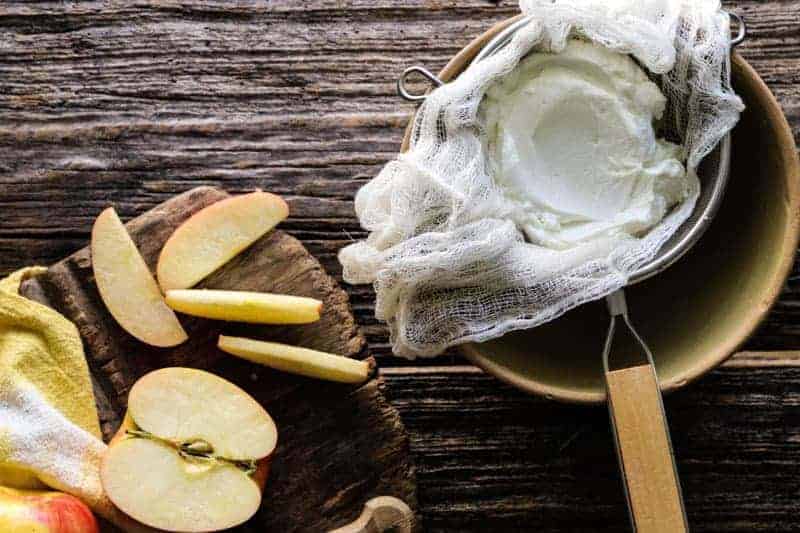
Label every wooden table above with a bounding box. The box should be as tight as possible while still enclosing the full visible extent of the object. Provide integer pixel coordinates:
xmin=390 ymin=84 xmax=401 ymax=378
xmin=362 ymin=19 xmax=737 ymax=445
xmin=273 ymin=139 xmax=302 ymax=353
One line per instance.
xmin=1 ymin=1 xmax=798 ymax=531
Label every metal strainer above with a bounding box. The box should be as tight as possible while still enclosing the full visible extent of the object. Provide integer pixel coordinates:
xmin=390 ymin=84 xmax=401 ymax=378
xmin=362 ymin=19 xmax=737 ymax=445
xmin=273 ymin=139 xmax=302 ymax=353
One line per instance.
xmin=397 ymin=12 xmax=746 ymax=532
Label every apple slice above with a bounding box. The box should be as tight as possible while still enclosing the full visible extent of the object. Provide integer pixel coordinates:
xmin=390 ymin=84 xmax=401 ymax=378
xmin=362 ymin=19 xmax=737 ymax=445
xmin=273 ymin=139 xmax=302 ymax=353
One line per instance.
xmin=218 ymin=335 xmax=371 ymax=384
xmin=165 ymin=289 xmax=322 ymax=324
xmin=92 ymin=208 xmax=188 ymax=347
xmin=157 ymin=191 xmax=289 ymax=291
xmin=101 ymin=367 xmax=277 ymax=532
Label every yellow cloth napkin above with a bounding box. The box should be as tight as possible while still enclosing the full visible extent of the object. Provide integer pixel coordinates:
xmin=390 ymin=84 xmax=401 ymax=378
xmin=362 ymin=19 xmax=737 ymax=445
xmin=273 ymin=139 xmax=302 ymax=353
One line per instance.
xmin=0 ymin=268 xmax=153 ymax=532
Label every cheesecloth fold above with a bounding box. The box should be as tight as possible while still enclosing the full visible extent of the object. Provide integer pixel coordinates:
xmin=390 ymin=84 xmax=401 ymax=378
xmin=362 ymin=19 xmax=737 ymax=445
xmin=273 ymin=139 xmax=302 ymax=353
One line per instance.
xmin=339 ymin=0 xmax=744 ymax=357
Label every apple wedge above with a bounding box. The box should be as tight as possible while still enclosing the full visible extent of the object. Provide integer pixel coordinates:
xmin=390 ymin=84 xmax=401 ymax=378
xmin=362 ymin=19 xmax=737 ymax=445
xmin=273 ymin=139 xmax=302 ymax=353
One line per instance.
xmin=218 ymin=335 xmax=371 ymax=384
xmin=165 ymin=289 xmax=322 ymax=324
xmin=101 ymin=367 xmax=277 ymax=533
xmin=92 ymin=208 xmax=188 ymax=347
xmin=157 ymin=191 xmax=289 ymax=291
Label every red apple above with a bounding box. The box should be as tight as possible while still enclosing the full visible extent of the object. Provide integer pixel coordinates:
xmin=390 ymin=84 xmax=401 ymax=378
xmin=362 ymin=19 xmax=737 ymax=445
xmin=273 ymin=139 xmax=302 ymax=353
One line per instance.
xmin=0 ymin=487 xmax=99 ymax=533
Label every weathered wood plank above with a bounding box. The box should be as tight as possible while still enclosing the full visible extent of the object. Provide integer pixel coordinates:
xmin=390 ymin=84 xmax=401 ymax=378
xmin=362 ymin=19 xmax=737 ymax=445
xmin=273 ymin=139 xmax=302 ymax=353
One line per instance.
xmin=0 ymin=0 xmax=795 ymax=228
xmin=0 ymin=0 xmax=796 ymax=303
xmin=384 ymin=363 xmax=800 ymax=532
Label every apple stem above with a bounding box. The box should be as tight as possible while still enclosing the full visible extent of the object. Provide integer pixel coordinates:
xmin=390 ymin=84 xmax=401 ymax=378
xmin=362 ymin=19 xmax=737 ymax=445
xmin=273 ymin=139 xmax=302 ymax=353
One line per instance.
xmin=126 ymin=429 xmax=258 ymax=475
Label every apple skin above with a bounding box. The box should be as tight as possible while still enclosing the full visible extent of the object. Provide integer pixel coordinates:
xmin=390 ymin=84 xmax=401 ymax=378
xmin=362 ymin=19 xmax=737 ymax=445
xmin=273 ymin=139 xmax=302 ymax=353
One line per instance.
xmin=156 ymin=191 xmax=289 ymax=292
xmin=0 ymin=487 xmax=99 ymax=533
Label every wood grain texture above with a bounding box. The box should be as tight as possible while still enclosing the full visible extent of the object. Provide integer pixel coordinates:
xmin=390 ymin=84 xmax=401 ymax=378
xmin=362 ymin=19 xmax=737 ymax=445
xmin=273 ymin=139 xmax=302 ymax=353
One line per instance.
xmin=19 ymin=187 xmax=418 ymax=533
xmin=1 ymin=0 xmax=799 ymax=531
xmin=385 ymin=362 xmax=800 ymax=532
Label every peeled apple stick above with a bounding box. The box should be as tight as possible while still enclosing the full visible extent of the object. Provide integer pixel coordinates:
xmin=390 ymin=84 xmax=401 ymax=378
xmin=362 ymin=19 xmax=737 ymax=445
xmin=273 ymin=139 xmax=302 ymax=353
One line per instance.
xmin=218 ymin=335 xmax=371 ymax=384
xmin=165 ymin=289 xmax=322 ymax=324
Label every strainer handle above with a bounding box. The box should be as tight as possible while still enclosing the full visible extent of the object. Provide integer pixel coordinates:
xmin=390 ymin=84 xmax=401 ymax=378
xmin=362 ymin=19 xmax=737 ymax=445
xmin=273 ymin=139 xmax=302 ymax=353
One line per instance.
xmin=729 ymin=11 xmax=746 ymax=48
xmin=397 ymin=66 xmax=444 ymax=102
xmin=603 ymin=291 xmax=688 ymax=533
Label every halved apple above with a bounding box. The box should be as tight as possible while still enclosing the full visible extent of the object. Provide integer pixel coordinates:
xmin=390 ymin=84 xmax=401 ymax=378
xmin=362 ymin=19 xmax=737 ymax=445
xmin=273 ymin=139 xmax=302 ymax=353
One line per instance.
xmin=157 ymin=191 xmax=289 ymax=291
xmin=101 ymin=368 xmax=277 ymax=533
xmin=165 ymin=289 xmax=322 ymax=324
xmin=218 ymin=335 xmax=371 ymax=384
xmin=92 ymin=208 xmax=188 ymax=347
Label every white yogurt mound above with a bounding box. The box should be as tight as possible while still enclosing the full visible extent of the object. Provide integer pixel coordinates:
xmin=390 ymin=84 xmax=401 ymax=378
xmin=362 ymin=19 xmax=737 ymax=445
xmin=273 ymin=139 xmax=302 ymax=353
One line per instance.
xmin=481 ymin=39 xmax=690 ymax=250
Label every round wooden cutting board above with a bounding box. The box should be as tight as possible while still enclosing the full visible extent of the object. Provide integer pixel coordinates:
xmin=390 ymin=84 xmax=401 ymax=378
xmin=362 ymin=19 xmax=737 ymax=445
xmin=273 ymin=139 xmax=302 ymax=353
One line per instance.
xmin=20 ymin=186 xmax=419 ymax=533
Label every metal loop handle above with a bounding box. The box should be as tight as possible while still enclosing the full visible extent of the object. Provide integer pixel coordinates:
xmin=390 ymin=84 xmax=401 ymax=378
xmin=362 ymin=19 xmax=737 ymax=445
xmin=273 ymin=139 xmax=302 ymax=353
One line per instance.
xmin=729 ymin=11 xmax=746 ymax=47
xmin=602 ymin=291 xmax=655 ymax=373
xmin=397 ymin=66 xmax=444 ymax=102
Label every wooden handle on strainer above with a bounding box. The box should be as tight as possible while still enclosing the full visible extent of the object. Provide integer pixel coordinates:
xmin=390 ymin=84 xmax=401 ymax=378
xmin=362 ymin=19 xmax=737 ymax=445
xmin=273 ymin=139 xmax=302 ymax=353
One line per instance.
xmin=606 ymin=363 xmax=688 ymax=533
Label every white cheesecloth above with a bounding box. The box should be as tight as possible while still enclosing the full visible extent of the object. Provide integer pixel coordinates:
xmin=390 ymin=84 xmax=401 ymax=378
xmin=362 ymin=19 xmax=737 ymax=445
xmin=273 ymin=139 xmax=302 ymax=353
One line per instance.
xmin=339 ymin=0 xmax=744 ymax=357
